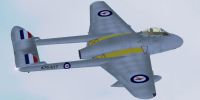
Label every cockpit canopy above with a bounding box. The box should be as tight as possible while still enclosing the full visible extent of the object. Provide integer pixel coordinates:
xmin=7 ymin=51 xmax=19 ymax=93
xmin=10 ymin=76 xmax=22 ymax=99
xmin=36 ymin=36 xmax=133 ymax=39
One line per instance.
xmin=142 ymin=27 xmax=169 ymax=36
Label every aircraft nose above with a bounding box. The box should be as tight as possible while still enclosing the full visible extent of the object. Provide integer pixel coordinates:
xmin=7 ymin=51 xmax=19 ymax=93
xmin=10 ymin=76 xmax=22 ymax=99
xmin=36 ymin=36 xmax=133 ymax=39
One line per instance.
xmin=170 ymin=34 xmax=183 ymax=48
xmin=160 ymin=34 xmax=183 ymax=51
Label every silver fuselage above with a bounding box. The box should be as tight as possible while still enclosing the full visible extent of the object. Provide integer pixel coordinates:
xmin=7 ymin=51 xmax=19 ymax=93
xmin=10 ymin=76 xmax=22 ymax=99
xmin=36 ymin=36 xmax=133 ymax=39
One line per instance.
xmin=79 ymin=32 xmax=183 ymax=59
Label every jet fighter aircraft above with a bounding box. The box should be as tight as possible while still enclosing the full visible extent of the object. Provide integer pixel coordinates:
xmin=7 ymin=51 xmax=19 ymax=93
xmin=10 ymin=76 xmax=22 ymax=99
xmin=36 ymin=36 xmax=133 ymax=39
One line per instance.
xmin=11 ymin=1 xmax=183 ymax=99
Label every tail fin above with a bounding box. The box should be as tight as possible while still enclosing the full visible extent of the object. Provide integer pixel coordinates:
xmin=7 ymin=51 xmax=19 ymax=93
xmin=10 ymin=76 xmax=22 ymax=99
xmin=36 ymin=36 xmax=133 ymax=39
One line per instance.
xmin=11 ymin=26 xmax=41 ymax=68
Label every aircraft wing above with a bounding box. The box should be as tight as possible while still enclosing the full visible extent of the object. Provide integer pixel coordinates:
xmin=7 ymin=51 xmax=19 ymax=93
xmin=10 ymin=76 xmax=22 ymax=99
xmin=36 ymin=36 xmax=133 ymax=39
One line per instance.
xmin=102 ymin=53 xmax=157 ymax=99
xmin=89 ymin=1 xmax=135 ymax=35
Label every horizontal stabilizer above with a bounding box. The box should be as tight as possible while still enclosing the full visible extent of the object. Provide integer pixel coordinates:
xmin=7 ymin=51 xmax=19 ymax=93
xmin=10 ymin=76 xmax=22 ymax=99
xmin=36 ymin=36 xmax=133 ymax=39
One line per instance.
xmin=111 ymin=81 xmax=123 ymax=87
xmin=11 ymin=26 xmax=41 ymax=68
xmin=154 ymin=75 xmax=162 ymax=82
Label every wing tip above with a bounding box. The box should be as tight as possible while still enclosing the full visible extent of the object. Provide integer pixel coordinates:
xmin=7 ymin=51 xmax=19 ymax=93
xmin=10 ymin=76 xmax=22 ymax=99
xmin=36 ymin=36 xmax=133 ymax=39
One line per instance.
xmin=90 ymin=1 xmax=106 ymax=7
xmin=91 ymin=1 xmax=105 ymax=4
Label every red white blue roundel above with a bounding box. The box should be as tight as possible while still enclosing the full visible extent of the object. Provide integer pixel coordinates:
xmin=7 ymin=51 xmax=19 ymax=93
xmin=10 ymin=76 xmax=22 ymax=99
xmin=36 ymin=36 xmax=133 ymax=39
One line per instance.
xmin=98 ymin=10 xmax=112 ymax=17
xmin=63 ymin=62 xmax=71 ymax=69
xmin=131 ymin=74 xmax=149 ymax=83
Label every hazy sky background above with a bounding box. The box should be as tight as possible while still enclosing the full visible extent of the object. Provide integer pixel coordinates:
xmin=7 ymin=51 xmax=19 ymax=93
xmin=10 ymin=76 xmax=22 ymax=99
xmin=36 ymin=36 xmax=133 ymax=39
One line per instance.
xmin=1 ymin=0 xmax=200 ymax=100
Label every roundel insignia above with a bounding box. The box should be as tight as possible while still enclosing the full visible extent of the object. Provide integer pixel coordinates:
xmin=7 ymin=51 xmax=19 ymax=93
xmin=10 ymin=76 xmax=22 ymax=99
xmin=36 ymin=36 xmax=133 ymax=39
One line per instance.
xmin=130 ymin=74 xmax=149 ymax=83
xmin=63 ymin=62 xmax=71 ymax=69
xmin=98 ymin=10 xmax=112 ymax=17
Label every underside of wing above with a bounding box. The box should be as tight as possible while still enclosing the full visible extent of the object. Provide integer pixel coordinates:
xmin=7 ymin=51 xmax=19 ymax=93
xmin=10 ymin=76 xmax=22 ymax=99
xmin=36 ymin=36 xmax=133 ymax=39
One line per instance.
xmin=102 ymin=53 xmax=157 ymax=99
xmin=89 ymin=1 xmax=135 ymax=35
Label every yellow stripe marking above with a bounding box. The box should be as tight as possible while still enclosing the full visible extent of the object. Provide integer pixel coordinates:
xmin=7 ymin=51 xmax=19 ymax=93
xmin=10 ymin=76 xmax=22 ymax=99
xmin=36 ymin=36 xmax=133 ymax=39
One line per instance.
xmin=88 ymin=33 xmax=130 ymax=46
xmin=88 ymin=33 xmax=143 ymax=58
xmin=96 ymin=48 xmax=144 ymax=59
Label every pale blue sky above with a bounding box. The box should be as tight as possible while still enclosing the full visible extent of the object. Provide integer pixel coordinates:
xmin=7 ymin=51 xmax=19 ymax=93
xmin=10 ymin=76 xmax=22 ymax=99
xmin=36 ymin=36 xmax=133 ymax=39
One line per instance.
xmin=1 ymin=0 xmax=200 ymax=100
